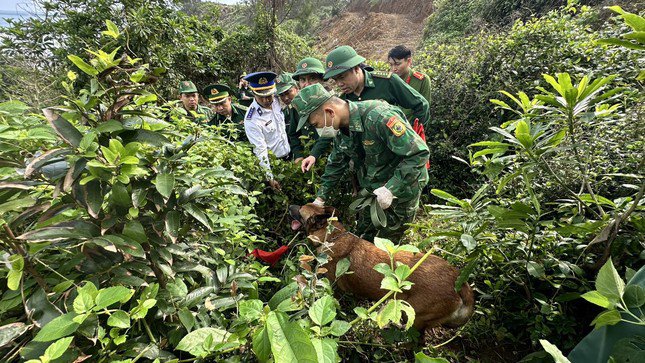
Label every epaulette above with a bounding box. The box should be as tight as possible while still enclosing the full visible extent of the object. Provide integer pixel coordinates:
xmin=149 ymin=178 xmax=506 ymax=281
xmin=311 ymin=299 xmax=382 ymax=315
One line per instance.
xmin=412 ymin=71 xmax=425 ymax=80
xmin=246 ymin=107 xmax=255 ymax=119
xmin=372 ymin=71 xmax=392 ymax=79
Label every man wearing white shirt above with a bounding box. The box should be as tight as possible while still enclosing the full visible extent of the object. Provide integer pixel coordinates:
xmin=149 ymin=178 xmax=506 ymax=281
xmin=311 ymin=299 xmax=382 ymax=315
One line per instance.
xmin=243 ymin=71 xmax=290 ymax=190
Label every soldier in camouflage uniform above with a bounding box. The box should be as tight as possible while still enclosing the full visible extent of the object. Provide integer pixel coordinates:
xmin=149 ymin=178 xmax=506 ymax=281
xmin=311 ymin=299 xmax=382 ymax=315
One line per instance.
xmin=387 ymin=45 xmax=432 ymax=124
xmin=292 ymin=84 xmax=429 ymax=242
xmin=203 ymin=84 xmax=248 ymax=141
xmin=178 ymin=80 xmax=214 ymax=124
xmin=323 ymin=46 xmax=431 ymax=137
xmin=276 ymin=72 xmax=333 ymax=168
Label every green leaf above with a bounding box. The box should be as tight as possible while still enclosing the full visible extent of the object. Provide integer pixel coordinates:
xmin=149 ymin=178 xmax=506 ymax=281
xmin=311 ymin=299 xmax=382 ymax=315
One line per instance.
xmin=94 ymin=286 xmax=133 ymax=310
xmin=539 ymin=340 xmax=571 ymax=363
xmin=0 ymin=323 xmax=28 ymax=348
xmin=623 ymin=285 xmax=645 ymax=308
xmin=239 ymin=299 xmax=264 ymax=322
xmin=328 ymin=320 xmax=351 ymax=337
xmin=176 ymin=327 xmax=229 ymax=357
xmin=415 ymin=351 xmax=450 ymax=362
xmin=107 ymin=310 xmax=130 ymax=329
xmin=122 ymin=220 xmax=148 ymax=244
xmin=184 ymin=204 xmax=212 ymax=232
xmin=376 ymin=300 xmax=401 ymax=328
xmin=312 ymin=338 xmax=338 ymax=363
xmin=335 ymin=258 xmax=351 ymax=278
xmin=596 ymin=258 xmax=625 ymax=301
xmin=581 ymin=290 xmax=613 ymax=308
xmin=527 ymin=261 xmax=545 ymax=278
xmin=460 ymin=234 xmax=477 ymax=252
xmin=103 ymin=20 xmax=121 ymax=39
xmin=43 ymin=109 xmax=83 ymax=147
xmin=252 ymin=325 xmax=271 ymax=363
xmin=73 ymin=288 xmax=95 ymax=314
xmin=266 ymin=311 xmax=317 ymax=363
xmin=400 ymin=300 xmax=416 ymax=330
xmin=155 ymin=173 xmax=175 ymax=200
xmin=380 ymin=276 xmax=402 ymax=293
xmin=178 ymin=308 xmax=195 ymax=332
xmin=514 ymin=120 xmax=532 ymax=149
xmin=42 ymin=336 xmax=74 ymax=362
xmin=165 ymin=210 xmax=180 ymax=241
xmin=67 ymin=55 xmax=98 ymax=76
xmin=7 ymin=269 xmax=22 ymax=291
xmin=309 ymin=296 xmax=337 ymax=326
xmin=455 ymin=254 xmax=478 ymax=293
xmin=590 ymin=309 xmax=622 ymax=329
xmin=34 ymin=313 xmax=80 ymax=342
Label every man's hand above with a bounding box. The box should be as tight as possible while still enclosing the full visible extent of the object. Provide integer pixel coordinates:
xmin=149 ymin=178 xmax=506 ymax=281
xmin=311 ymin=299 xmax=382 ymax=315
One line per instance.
xmin=268 ymin=179 xmax=281 ymax=191
xmin=294 ymin=157 xmax=304 ymax=164
xmin=301 ymin=155 xmax=317 ymax=172
xmin=373 ymin=186 xmax=394 ymax=209
xmin=312 ymin=197 xmax=325 ymax=207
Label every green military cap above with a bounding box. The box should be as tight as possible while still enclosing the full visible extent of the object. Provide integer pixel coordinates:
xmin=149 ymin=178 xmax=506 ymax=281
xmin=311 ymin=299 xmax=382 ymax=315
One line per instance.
xmin=292 ymin=57 xmax=325 ymax=81
xmin=202 ymin=84 xmax=231 ymax=104
xmin=178 ymin=80 xmax=198 ymax=94
xmin=324 ymin=46 xmax=366 ymax=80
xmin=292 ymin=83 xmax=333 ymax=131
xmin=276 ymin=73 xmax=297 ymax=95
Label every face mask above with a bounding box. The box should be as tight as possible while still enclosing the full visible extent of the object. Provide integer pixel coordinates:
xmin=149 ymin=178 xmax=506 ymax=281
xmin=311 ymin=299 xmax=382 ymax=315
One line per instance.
xmin=316 ymin=112 xmax=338 ymax=138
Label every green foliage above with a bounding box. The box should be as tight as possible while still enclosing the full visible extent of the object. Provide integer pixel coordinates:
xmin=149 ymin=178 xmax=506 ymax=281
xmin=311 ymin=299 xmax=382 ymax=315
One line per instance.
xmin=416 ymin=3 xmax=642 ymax=196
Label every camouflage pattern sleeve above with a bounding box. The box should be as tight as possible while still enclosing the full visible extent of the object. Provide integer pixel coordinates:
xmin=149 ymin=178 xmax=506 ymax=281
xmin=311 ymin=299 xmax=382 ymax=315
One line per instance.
xmin=309 ymin=136 xmax=333 ymax=159
xmin=317 ymin=139 xmax=350 ymax=200
xmin=388 ymin=74 xmax=430 ymax=132
xmin=378 ymin=113 xmax=429 ymax=200
xmin=286 ymin=108 xmax=305 ymax=159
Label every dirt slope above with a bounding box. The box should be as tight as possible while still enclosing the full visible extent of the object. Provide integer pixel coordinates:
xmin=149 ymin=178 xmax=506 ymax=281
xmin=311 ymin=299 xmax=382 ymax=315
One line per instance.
xmin=316 ymin=0 xmax=433 ymax=61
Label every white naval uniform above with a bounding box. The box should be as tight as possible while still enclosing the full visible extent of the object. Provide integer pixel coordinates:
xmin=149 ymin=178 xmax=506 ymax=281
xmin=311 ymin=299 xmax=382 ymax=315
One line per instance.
xmin=243 ymin=97 xmax=290 ymax=179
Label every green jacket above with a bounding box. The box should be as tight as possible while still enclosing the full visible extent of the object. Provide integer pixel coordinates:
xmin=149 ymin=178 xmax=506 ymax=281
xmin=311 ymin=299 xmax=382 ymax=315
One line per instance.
xmin=285 ymin=106 xmax=333 ymax=159
xmin=341 ymin=69 xmax=430 ymax=134
xmin=401 ymin=69 xmax=431 ymax=123
xmin=210 ymin=103 xmax=248 ymax=141
xmin=318 ymin=100 xmax=429 ymax=201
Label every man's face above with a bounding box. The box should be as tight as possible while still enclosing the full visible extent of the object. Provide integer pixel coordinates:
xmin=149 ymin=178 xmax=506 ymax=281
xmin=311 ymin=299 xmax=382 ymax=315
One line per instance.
xmin=255 ymin=94 xmax=274 ymax=109
xmin=388 ymin=57 xmax=412 ymax=79
xmin=180 ymin=92 xmax=199 ymax=111
xmin=213 ymin=97 xmax=232 ymax=116
xmin=279 ymin=87 xmax=298 ymax=106
xmin=298 ymin=74 xmax=323 ymax=88
xmin=331 ymin=68 xmax=361 ymax=94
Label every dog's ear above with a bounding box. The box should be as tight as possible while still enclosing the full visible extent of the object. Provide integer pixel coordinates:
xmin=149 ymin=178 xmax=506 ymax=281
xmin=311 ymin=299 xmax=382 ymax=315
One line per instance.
xmin=305 ymin=210 xmax=333 ymax=232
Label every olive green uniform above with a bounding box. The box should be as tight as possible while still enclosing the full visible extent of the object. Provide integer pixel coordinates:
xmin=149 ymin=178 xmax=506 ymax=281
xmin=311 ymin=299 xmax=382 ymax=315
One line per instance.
xmin=341 ymin=69 xmax=431 ymax=136
xmin=400 ymin=69 xmax=431 ymax=123
xmin=210 ymin=103 xmax=248 ymax=141
xmin=285 ymin=106 xmax=333 ymax=160
xmin=317 ymin=100 xmax=429 ymax=241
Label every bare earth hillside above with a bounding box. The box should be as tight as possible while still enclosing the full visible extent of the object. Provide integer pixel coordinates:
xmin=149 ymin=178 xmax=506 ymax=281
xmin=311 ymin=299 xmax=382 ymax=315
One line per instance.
xmin=316 ymin=0 xmax=433 ymax=61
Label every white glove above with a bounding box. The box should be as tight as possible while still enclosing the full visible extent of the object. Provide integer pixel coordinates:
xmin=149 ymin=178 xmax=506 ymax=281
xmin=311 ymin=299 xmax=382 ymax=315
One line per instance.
xmin=313 ymin=197 xmax=325 ymax=207
xmin=373 ymin=186 xmax=394 ymax=210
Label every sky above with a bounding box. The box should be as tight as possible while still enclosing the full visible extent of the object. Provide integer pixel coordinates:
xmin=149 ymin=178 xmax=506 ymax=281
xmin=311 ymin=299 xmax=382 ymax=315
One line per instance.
xmin=0 ymin=0 xmax=243 ymax=26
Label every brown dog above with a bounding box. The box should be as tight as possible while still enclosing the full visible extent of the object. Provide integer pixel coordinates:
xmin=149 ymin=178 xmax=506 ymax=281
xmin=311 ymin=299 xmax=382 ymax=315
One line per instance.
xmin=289 ymin=203 xmax=474 ymax=335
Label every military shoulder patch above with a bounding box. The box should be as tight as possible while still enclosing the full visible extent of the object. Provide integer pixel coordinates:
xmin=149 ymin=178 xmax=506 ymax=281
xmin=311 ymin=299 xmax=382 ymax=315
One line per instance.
xmin=246 ymin=107 xmax=255 ymax=119
xmin=413 ymin=71 xmax=425 ymax=80
xmin=386 ymin=116 xmax=406 ymax=137
xmin=372 ymin=71 xmax=392 ymax=79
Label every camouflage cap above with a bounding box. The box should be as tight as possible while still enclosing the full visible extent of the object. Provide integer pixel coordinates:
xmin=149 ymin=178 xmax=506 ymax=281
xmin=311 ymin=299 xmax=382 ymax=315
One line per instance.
xmin=178 ymin=80 xmax=198 ymax=94
xmin=276 ymin=73 xmax=297 ymax=95
xmin=324 ymin=46 xmax=366 ymax=80
xmin=291 ymin=83 xmax=333 ymax=131
xmin=292 ymin=57 xmax=325 ymax=81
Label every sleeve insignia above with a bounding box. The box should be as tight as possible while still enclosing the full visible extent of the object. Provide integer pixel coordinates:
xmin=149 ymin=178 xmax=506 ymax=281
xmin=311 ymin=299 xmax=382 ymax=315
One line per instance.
xmin=246 ymin=107 xmax=255 ymax=119
xmin=386 ymin=116 xmax=406 ymax=137
xmin=413 ymin=71 xmax=425 ymax=80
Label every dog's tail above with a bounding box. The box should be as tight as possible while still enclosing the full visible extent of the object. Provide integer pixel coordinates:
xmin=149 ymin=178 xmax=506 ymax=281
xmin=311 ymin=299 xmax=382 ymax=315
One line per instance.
xmin=445 ymin=283 xmax=475 ymax=328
